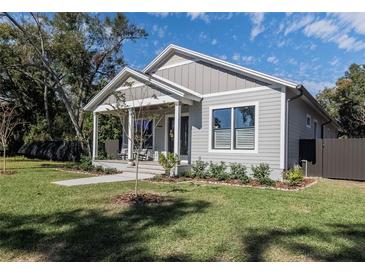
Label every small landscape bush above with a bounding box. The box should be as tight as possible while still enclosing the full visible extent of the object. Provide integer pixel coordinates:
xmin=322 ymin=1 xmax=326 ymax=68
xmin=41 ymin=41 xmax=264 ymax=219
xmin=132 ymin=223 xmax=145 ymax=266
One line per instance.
xmin=208 ymin=161 xmax=229 ymax=181
xmin=158 ymin=152 xmax=180 ymax=177
xmin=251 ymin=163 xmax=275 ymax=186
xmin=283 ymin=165 xmax=304 ymax=186
xmin=229 ymin=163 xmax=250 ymax=184
xmin=191 ymin=159 xmax=209 ymax=179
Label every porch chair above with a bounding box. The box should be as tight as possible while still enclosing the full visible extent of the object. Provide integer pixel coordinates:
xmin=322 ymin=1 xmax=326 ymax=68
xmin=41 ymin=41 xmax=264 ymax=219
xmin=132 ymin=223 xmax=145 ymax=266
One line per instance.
xmin=137 ymin=148 xmax=149 ymax=160
xmin=118 ymin=148 xmax=128 ymax=160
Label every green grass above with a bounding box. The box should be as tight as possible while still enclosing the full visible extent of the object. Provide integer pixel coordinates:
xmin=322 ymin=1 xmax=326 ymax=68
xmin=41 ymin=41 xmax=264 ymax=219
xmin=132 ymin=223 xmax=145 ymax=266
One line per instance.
xmin=0 ymin=157 xmax=364 ymax=262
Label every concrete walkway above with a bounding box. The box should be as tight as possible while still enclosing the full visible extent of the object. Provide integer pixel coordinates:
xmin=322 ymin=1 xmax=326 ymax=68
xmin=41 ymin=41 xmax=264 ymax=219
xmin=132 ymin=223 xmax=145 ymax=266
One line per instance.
xmin=53 ymin=172 xmax=153 ymax=186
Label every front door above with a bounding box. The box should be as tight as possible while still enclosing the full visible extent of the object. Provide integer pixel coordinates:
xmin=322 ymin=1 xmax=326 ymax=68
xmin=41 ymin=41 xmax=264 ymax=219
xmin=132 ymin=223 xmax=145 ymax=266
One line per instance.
xmin=167 ymin=116 xmax=189 ymax=157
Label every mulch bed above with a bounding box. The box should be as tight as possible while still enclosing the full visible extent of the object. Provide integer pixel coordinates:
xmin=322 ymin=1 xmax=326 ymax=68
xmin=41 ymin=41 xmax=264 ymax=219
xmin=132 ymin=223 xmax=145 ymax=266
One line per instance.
xmin=0 ymin=170 xmax=17 ymax=175
xmin=112 ymin=192 xmax=170 ymax=206
xmin=148 ymin=176 xmax=316 ymax=191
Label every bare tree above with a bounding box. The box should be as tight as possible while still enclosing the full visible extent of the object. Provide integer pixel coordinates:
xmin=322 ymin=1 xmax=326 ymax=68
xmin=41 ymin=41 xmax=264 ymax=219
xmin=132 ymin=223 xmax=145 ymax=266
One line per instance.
xmin=106 ymin=81 xmax=173 ymax=197
xmin=0 ymin=103 xmax=23 ymax=173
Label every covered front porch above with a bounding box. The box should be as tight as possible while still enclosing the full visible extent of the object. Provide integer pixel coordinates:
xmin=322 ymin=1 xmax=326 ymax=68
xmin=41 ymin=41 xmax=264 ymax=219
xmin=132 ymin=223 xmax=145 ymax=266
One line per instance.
xmin=92 ymin=101 xmax=191 ymax=164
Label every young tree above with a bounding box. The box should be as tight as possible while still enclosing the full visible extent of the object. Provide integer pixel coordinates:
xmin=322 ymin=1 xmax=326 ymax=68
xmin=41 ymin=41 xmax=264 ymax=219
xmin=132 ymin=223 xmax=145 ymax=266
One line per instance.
xmin=0 ymin=103 xmax=23 ymax=173
xmin=106 ymin=81 xmax=173 ymax=197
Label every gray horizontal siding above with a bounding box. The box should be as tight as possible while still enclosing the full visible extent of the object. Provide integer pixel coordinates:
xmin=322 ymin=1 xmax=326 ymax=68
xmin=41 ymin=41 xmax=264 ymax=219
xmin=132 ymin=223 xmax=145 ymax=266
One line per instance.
xmin=189 ymin=87 xmax=283 ymax=179
xmin=287 ymin=89 xmax=338 ymax=168
xmin=155 ymin=57 xmax=269 ymax=95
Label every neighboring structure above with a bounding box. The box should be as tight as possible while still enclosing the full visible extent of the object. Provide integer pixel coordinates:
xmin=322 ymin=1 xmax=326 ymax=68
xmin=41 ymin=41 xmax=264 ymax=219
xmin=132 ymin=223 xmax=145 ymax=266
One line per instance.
xmin=84 ymin=44 xmax=338 ymax=179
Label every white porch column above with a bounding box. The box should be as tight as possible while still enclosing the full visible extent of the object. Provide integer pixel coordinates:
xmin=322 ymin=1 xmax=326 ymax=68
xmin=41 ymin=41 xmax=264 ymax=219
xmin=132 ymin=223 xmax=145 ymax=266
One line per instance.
xmin=174 ymin=101 xmax=181 ymax=156
xmin=92 ymin=112 xmax=98 ymax=160
xmin=127 ymin=108 xmax=134 ymax=162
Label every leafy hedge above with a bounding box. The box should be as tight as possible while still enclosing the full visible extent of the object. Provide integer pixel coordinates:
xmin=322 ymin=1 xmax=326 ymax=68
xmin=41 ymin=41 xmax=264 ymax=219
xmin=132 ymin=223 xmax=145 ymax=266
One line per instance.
xmin=17 ymin=141 xmax=84 ymax=161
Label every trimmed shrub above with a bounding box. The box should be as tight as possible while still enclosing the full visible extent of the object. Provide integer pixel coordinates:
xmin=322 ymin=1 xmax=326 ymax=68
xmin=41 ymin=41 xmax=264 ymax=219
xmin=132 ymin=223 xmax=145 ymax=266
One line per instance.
xmin=104 ymin=167 xmax=118 ymax=174
xmin=283 ymin=165 xmax=304 ymax=185
xmin=159 ymin=152 xmax=180 ymax=177
xmin=191 ymin=159 xmax=209 ymax=179
xmin=230 ymin=163 xmax=250 ymax=184
xmin=251 ymin=163 xmax=275 ymax=186
xmin=208 ymin=161 xmax=229 ymax=181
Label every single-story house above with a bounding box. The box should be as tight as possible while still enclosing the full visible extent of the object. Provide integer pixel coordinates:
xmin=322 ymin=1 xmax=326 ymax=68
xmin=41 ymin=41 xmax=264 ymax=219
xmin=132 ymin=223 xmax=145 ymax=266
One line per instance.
xmin=84 ymin=44 xmax=338 ymax=179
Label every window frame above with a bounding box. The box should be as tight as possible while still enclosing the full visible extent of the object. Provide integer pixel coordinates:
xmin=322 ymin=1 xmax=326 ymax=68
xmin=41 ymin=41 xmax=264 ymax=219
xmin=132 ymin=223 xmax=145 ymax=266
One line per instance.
xmin=209 ymin=102 xmax=259 ymax=154
xmin=306 ymin=114 xmax=312 ymax=128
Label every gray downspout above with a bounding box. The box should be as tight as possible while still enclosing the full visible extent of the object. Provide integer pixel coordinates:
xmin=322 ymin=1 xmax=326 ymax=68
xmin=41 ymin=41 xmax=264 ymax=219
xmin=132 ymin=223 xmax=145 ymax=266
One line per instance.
xmin=285 ymin=85 xmax=304 ymax=170
xmin=321 ymin=119 xmax=332 ymax=139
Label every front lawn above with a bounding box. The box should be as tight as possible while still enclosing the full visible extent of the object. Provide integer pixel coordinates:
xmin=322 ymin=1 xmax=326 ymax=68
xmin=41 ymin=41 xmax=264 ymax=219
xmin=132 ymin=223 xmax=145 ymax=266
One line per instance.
xmin=0 ymin=157 xmax=364 ymax=261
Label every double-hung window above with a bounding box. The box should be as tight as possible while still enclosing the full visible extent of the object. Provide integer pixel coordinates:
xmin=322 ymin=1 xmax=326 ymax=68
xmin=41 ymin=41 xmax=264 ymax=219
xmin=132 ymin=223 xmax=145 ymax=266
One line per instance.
xmin=212 ymin=108 xmax=231 ymax=149
xmin=211 ymin=104 xmax=257 ymax=151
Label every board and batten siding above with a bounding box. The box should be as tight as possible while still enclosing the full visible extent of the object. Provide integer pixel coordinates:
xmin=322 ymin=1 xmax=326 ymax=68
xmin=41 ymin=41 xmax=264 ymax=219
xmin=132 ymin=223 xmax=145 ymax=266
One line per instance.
xmin=189 ymin=87 xmax=284 ymax=179
xmin=154 ymin=58 xmax=269 ymax=96
xmin=287 ymin=89 xmax=337 ymax=168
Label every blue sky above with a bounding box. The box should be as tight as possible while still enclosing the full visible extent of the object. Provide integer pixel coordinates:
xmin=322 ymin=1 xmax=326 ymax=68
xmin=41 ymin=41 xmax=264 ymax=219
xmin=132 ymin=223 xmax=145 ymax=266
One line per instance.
xmin=120 ymin=12 xmax=365 ymax=94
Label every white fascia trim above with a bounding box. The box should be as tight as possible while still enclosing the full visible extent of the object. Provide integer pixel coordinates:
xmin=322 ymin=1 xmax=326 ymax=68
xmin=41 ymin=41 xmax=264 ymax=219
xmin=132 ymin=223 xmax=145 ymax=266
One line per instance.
xmin=280 ymin=86 xmax=286 ymax=170
xmin=156 ymin=59 xmax=197 ymax=71
xmin=94 ymin=95 xmax=178 ymax=113
xmin=143 ymin=44 xmax=298 ymax=89
xmin=151 ymin=73 xmax=203 ymax=100
xmin=84 ymin=67 xmax=128 ymax=111
xmin=116 ymin=82 xmax=144 ymax=91
xmin=208 ymin=101 xmax=259 ymax=154
xmin=202 ymin=85 xmax=281 ymax=98
xmin=84 ymin=67 xmax=187 ymax=111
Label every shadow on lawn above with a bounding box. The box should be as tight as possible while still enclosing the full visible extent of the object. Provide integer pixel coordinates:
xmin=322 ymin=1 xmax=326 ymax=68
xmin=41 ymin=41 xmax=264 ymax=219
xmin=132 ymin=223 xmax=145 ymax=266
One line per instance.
xmin=241 ymin=223 xmax=365 ymax=262
xmin=0 ymin=198 xmax=210 ymax=261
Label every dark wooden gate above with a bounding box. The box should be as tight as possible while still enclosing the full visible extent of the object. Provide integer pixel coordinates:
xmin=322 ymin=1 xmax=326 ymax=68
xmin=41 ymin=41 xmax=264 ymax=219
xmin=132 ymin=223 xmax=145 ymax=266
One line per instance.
xmin=299 ymin=138 xmax=365 ymax=181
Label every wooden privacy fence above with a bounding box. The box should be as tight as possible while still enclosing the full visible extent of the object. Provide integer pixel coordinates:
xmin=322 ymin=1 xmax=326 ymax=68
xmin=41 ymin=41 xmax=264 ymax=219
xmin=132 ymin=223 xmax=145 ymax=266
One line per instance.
xmin=299 ymin=138 xmax=365 ymax=181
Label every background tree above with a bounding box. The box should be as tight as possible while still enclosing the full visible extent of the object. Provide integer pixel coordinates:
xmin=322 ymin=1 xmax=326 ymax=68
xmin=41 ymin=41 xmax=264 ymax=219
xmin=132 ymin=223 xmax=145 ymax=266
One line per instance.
xmin=0 ymin=12 xmax=147 ymax=154
xmin=316 ymin=64 xmax=365 ymax=138
xmin=0 ymin=103 xmax=23 ymax=173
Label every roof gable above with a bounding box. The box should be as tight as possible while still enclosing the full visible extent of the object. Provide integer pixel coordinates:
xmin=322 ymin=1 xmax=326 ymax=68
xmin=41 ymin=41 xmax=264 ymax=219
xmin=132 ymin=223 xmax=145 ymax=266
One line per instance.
xmin=143 ymin=44 xmax=298 ymax=89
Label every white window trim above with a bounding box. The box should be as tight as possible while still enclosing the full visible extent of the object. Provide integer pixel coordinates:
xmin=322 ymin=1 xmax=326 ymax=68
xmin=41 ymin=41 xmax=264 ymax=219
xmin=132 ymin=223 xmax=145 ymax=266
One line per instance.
xmin=313 ymin=119 xmax=318 ymax=138
xmin=134 ymin=117 xmax=155 ymax=151
xmin=208 ymin=101 xmax=259 ymax=154
xmin=306 ymin=114 xmax=312 ymax=128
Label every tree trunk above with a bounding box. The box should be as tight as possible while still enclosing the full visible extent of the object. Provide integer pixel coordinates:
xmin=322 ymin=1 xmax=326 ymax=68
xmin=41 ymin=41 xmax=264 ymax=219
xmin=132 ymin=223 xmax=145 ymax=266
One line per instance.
xmin=3 ymin=146 xmax=6 ymax=173
xmin=43 ymin=81 xmax=52 ymax=138
xmin=135 ymin=151 xmax=139 ymax=197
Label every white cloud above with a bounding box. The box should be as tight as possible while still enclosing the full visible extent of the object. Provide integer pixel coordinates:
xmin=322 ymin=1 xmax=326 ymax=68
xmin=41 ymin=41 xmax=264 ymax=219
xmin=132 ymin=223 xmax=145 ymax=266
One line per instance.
xmin=218 ymin=54 xmax=227 ymax=60
xmin=283 ymin=14 xmax=315 ymax=36
xmin=242 ymin=55 xmax=255 ymax=64
xmin=232 ymin=34 xmax=238 ymax=40
xmin=267 ymin=56 xmax=279 ymax=64
xmin=331 ymin=33 xmax=365 ymax=51
xmin=232 ymin=53 xmax=241 ymax=62
xmin=211 ymin=38 xmax=218 ymax=45
xmin=304 ymin=20 xmax=338 ymax=39
xmin=152 ymin=24 xmax=168 ymax=38
xmin=302 ymin=18 xmax=365 ymax=51
xmin=248 ymin=13 xmax=265 ymax=41
xmin=336 ymin=13 xmax=365 ymax=35
xmin=288 ymin=58 xmax=297 ymax=65
xmin=187 ymin=12 xmax=210 ymax=23
xmin=302 ymin=80 xmax=334 ymax=94
xmin=199 ymin=31 xmax=208 ymax=41
xmin=148 ymin=12 xmax=171 ymax=18
xmin=329 ymin=57 xmax=339 ymax=66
